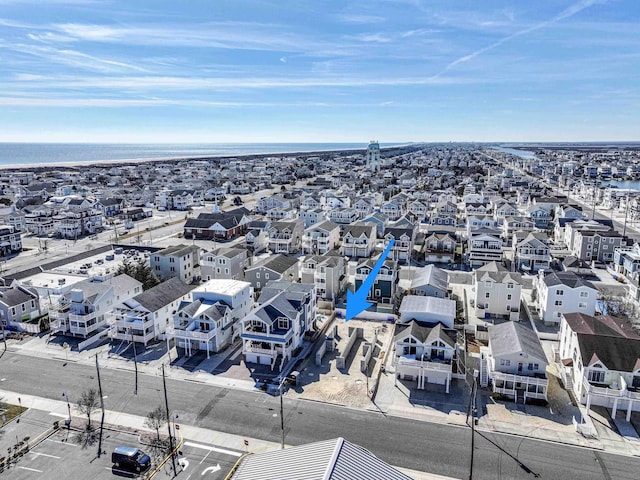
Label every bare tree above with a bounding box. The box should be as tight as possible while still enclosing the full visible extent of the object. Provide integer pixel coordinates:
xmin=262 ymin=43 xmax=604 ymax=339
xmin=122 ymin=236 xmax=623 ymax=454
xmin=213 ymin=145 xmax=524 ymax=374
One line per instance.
xmin=144 ymin=405 xmax=168 ymax=442
xmin=77 ymin=388 xmax=100 ymax=429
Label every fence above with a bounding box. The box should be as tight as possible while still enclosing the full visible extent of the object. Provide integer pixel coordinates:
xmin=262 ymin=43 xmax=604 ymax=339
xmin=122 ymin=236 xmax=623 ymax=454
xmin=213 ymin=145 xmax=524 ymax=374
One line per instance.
xmin=8 ymin=321 xmax=41 ymax=334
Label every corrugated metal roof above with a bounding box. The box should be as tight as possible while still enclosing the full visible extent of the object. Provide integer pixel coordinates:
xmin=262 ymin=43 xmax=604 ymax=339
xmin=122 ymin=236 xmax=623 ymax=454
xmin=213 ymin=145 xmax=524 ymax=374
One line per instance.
xmin=231 ymin=438 xmax=412 ymax=480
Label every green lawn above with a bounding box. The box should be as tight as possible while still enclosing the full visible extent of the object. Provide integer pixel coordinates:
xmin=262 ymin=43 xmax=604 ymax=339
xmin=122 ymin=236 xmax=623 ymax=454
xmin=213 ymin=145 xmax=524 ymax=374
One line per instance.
xmin=0 ymin=402 xmax=28 ymax=426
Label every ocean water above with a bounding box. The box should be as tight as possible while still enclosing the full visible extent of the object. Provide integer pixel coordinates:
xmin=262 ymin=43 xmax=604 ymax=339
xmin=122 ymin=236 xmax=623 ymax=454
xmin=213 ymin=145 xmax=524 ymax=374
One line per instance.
xmin=493 ymin=146 xmax=537 ymax=159
xmin=0 ymin=143 xmax=401 ymax=168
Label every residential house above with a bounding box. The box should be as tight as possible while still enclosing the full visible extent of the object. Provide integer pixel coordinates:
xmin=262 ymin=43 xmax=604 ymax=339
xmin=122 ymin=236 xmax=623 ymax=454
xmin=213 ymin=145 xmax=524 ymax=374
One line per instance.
xmin=422 ymin=232 xmax=456 ymax=263
xmin=361 ymin=212 xmax=389 ymax=237
xmin=99 ymin=197 xmax=125 ymax=217
xmin=398 ymin=295 xmax=456 ymax=328
xmin=502 ymin=216 xmax=536 ymax=244
xmin=428 ymin=214 xmax=457 ymax=227
xmin=482 ymin=321 xmax=548 ymax=403
xmin=353 ymin=198 xmax=375 ymax=219
xmin=301 ymin=220 xmax=340 ymax=255
xmin=383 ymin=226 xmax=416 ymax=264
xmin=241 ymin=281 xmax=315 ymax=370
xmin=150 ymin=244 xmax=200 ymax=283
xmin=51 ymin=274 xmax=142 ymax=339
xmin=571 ymin=230 xmax=627 ymax=263
xmin=184 ymin=208 xmax=251 ymax=240
xmin=0 ymin=205 xmax=25 ymax=232
xmin=0 ymin=225 xmax=22 ymax=256
xmin=327 ymin=208 xmax=359 ymax=227
xmin=535 ymin=271 xmax=597 ymax=325
xmin=200 ymin=247 xmax=248 ymax=281
xmin=0 ymin=283 xmax=41 ymax=325
xmin=298 ymin=209 xmax=325 ymax=228
xmin=393 ymin=320 xmax=457 ymax=393
xmin=110 ymin=277 xmax=196 ymax=345
xmin=53 ymin=206 xmax=103 ymax=239
xmin=268 ymin=219 xmax=304 ymax=254
xmin=467 ymin=229 xmax=503 ymax=269
xmin=245 ymin=227 xmax=269 ymax=254
xmin=408 ymin=265 xmax=449 ymax=298
xmin=168 ymin=279 xmax=253 ymax=358
xmin=558 ymin=312 xmax=640 ymax=419
xmin=513 ymin=232 xmax=551 ymax=272
xmin=341 ymin=223 xmax=376 ymax=259
xmin=354 ymin=256 xmax=398 ymax=308
xmin=300 ymin=254 xmax=346 ymax=301
xmin=380 ymin=201 xmax=404 ymax=221
xmin=244 ymin=255 xmax=299 ymax=291
xmin=473 ymin=261 xmax=522 ymax=321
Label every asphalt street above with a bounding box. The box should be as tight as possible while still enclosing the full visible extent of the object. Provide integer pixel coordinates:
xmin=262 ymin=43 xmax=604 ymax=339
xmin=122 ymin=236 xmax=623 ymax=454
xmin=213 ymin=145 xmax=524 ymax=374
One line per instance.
xmin=2 ymin=352 xmax=639 ymax=479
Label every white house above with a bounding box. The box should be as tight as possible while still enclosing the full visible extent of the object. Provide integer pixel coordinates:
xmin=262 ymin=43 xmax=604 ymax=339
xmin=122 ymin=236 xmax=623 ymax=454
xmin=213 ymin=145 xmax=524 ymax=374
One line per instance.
xmin=535 ymin=271 xmax=597 ymax=326
xmin=473 ymin=261 xmax=522 ymax=322
xmin=341 ymin=223 xmax=376 ymax=259
xmin=559 ymin=312 xmax=640 ymax=419
xmin=393 ymin=320 xmax=456 ymax=393
xmin=301 ymin=220 xmax=341 ymax=255
xmin=167 ymin=279 xmax=253 ymax=358
xmin=109 ymin=277 xmax=196 ymax=345
xmin=482 ymin=321 xmax=548 ymax=403
xmin=398 ymin=295 xmax=456 ymax=329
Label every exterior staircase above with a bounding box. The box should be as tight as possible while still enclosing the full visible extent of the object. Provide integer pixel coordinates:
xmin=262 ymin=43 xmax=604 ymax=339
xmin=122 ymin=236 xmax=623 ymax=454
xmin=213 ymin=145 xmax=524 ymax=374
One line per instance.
xmin=479 ymin=347 xmax=489 ymax=388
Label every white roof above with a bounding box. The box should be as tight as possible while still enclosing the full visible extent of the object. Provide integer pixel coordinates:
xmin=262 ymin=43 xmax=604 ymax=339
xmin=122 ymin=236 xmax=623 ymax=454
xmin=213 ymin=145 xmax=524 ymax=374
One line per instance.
xmin=399 ymin=295 xmax=456 ymax=318
xmin=196 ymin=279 xmax=251 ymax=296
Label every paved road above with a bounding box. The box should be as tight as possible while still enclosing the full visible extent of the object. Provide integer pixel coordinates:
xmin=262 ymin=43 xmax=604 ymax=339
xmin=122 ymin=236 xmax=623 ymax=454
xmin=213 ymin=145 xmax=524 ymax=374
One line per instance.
xmin=2 ymin=352 xmax=639 ymax=479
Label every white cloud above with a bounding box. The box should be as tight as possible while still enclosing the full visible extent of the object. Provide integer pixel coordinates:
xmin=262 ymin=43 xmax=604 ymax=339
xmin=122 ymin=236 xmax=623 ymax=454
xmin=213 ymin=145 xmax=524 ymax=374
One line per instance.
xmin=336 ymin=14 xmax=385 ymax=24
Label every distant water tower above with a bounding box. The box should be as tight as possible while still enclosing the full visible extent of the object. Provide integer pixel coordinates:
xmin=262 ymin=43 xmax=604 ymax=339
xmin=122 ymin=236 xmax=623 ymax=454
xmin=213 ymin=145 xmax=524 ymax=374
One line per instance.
xmin=366 ymin=140 xmax=380 ymax=172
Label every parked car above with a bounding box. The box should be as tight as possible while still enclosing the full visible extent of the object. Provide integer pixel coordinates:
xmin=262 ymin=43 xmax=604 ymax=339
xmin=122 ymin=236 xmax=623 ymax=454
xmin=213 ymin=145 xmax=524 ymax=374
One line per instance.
xmin=111 ymin=446 xmax=151 ymax=473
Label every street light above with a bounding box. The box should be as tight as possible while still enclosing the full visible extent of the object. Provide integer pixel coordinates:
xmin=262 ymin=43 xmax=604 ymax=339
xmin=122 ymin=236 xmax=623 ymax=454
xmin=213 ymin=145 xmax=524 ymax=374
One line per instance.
xmin=61 ymin=392 xmax=71 ymax=426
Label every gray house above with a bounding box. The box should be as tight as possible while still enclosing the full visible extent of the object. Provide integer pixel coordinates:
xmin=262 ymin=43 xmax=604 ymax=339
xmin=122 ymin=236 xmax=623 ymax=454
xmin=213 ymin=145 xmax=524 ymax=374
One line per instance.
xmin=299 ymin=254 xmax=346 ymax=301
xmin=409 ymin=265 xmax=449 ymax=298
xmin=244 ymin=255 xmax=299 ymax=291
xmin=0 ymin=283 xmax=41 ymax=325
xmin=150 ymin=244 xmax=201 ymax=283
xmin=200 ymin=247 xmax=248 ymax=281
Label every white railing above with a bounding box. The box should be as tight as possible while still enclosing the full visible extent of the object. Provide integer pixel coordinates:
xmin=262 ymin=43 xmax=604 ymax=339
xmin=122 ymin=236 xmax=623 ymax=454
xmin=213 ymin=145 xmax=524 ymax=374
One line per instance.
xmin=492 ymin=371 xmax=549 ymax=388
xmin=167 ymin=327 xmax=216 ymax=341
xmin=245 ymin=346 xmax=276 ymax=355
xmin=68 ymin=311 xmax=97 ymax=323
xmin=397 ymin=357 xmax=453 ymax=373
xmin=582 ymin=377 xmax=626 ymax=398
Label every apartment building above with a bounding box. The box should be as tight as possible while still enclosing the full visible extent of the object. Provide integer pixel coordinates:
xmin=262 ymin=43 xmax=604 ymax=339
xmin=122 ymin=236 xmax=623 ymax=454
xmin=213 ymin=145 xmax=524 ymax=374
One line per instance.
xmin=150 ymin=244 xmax=200 ymax=283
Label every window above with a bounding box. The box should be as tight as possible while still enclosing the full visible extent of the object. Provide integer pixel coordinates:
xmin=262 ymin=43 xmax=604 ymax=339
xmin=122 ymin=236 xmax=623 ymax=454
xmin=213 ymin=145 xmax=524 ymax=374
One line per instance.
xmin=256 ymin=272 xmax=260 ymax=279
xmin=485 ymin=281 xmax=492 ymax=288
xmin=225 ymin=268 xmax=229 ymax=274
xmin=579 ymin=302 xmax=587 ymax=309
xmin=580 ymin=291 xmax=589 ymax=298
xmin=507 ymin=294 xmax=512 ymax=301
xmin=507 ymin=283 xmax=514 ymax=289
xmin=265 ymin=273 xmax=269 ymax=279
xmin=22 ymin=304 xmax=26 ymax=312
xmin=588 ymin=369 xmax=605 ymax=384
xmin=556 ymin=290 xmax=564 ymax=296
xmin=554 ymin=300 xmax=562 ymax=306
xmin=500 ymin=359 xmax=511 ymax=366
xmin=277 ymin=318 xmax=289 ymax=330
xmin=485 ymin=293 xmax=490 ymax=299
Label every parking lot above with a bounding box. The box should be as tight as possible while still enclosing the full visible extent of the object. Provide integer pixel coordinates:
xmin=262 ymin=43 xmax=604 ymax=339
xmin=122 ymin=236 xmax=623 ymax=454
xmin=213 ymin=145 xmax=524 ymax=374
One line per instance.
xmin=3 ymin=427 xmax=158 ymax=480
xmin=169 ymin=440 xmax=243 ymax=480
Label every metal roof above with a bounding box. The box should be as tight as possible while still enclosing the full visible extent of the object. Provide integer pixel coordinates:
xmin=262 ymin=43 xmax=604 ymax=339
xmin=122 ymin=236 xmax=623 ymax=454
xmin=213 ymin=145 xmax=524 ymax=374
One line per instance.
xmin=231 ymin=437 xmax=412 ymax=480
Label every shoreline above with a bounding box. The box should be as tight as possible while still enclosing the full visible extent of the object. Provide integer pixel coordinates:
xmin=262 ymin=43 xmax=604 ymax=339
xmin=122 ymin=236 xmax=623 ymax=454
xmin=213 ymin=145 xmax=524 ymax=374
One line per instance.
xmin=0 ymin=143 xmax=418 ymax=172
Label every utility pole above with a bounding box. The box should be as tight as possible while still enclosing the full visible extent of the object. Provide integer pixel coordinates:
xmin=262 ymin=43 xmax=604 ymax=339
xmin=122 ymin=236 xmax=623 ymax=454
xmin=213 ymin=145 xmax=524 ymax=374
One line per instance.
xmin=467 ymin=372 xmax=478 ymax=480
xmin=623 ymin=191 xmax=630 ymax=238
xmin=95 ymin=355 xmax=105 ymax=458
xmin=1 ymin=314 xmax=7 ymax=353
xmin=279 ymin=378 xmax=286 ymax=450
xmin=591 ymin=181 xmax=597 ymax=220
xmin=162 ymin=364 xmax=177 ymax=476
xmin=130 ymin=327 xmax=138 ymax=395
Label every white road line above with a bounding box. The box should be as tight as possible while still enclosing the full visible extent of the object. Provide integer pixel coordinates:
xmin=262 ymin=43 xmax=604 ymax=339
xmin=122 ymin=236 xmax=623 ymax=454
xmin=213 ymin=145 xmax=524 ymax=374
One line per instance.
xmin=18 ymin=466 xmax=43 ymax=472
xmin=104 ymin=467 xmax=131 ymax=475
xmin=183 ymin=441 xmax=242 ymax=457
xmin=31 ymin=452 xmax=61 ymax=459
xmin=199 ymin=449 xmax=212 ymax=465
xmin=48 ymin=412 xmax=68 ymax=418
xmin=46 ymin=439 xmax=78 ymax=447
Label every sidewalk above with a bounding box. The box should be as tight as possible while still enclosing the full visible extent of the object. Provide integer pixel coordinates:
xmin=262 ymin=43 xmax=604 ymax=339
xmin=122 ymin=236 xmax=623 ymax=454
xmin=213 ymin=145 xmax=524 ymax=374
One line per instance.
xmin=0 ymin=388 xmax=454 ymax=480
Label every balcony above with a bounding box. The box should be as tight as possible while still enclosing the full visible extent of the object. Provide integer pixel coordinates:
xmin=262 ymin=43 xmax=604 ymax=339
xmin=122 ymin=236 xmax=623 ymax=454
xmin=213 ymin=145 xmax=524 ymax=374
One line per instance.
xmin=492 ymin=371 xmax=548 ymax=400
xmin=397 ymin=357 xmax=453 ymax=373
xmin=167 ymin=325 xmax=216 ymax=342
xmin=68 ymin=311 xmax=98 ymax=324
xmin=69 ymin=322 xmax=101 ymax=337
xmin=582 ymin=377 xmax=626 ymax=398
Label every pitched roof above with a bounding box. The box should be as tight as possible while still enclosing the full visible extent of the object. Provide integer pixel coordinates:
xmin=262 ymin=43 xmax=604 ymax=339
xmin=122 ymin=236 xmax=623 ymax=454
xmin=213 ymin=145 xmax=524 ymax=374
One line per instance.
xmin=542 ymin=271 xmax=596 ymax=290
xmin=475 ymin=261 xmax=522 ymax=284
xmin=0 ymin=285 xmax=37 ymax=307
xmin=231 ymin=437 xmax=411 ymax=480
xmin=251 ymin=255 xmax=299 ymax=274
xmin=133 ymin=277 xmax=196 ymax=312
xmin=563 ymin=313 xmax=640 ymax=371
xmin=394 ymin=320 xmax=455 ymax=347
xmin=343 ymin=223 xmax=375 ymax=238
xmin=488 ymin=321 xmax=547 ymax=362
xmin=410 ymin=264 xmax=448 ymax=292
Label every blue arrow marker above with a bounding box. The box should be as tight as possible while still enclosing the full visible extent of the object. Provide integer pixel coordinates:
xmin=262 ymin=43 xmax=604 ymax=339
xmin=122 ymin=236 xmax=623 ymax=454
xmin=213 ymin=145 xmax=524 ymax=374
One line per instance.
xmin=346 ymin=238 xmax=395 ymax=321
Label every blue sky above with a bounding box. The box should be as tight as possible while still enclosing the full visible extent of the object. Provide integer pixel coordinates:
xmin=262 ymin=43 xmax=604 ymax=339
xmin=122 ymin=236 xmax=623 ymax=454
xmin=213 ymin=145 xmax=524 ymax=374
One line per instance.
xmin=0 ymin=0 xmax=638 ymax=143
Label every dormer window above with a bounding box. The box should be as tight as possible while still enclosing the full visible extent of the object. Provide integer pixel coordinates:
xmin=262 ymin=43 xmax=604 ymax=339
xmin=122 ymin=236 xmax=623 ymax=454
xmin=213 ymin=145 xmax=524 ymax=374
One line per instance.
xmin=277 ymin=318 xmax=289 ymax=330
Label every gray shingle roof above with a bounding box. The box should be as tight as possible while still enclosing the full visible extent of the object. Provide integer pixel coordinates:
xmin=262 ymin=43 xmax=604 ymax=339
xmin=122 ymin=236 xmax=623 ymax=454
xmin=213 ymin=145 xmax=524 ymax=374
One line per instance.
xmin=133 ymin=277 xmax=196 ymax=312
xmin=542 ymin=271 xmax=595 ymax=290
xmin=231 ymin=437 xmax=411 ymax=480
xmin=488 ymin=321 xmax=547 ymax=363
